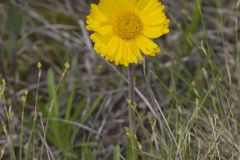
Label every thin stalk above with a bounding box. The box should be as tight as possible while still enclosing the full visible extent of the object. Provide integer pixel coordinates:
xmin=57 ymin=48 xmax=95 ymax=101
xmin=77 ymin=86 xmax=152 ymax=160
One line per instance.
xmin=25 ymin=63 xmax=41 ymax=160
xmin=32 ymin=63 xmax=42 ymax=159
xmin=20 ymin=93 xmax=27 ymax=160
xmin=127 ymin=65 xmax=137 ymax=160
xmin=128 ymin=65 xmax=135 ymax=133
xmin=40 ymin=63 xmax=69 ymax=160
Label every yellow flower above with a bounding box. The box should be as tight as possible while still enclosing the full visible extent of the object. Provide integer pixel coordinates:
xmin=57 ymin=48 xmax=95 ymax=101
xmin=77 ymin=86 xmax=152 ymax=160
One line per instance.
xmin=86 ymin=0 xmax=170 ymax=66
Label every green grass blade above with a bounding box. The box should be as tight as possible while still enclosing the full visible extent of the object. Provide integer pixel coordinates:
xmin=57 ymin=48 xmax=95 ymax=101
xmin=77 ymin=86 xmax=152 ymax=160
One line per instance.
xmin=113 ymin=145 xmax=120 ymax=160
xmin=126 ymin=137 xmax=137 ymax=160
xmin=81 ymin=95 xmax=103 ymax=124
xmin=65 ymin=86 xmax=76 ymax=120
xmin=46 ymin=69 xmax=63 ymax=149
xmin=47 ymin=69 xmax=60 ymax=117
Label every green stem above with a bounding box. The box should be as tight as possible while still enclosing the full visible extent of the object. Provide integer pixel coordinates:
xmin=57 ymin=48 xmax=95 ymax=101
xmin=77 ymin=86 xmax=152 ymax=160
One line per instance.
xmin=128 ymin=65 xmax=135 ymax=133
xmin=127 ymin=65 xmax=136 ymax=160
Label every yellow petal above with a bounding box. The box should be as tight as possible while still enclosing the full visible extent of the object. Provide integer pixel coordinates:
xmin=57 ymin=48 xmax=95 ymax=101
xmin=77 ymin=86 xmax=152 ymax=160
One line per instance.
xmin=138 ymin=0 xmax=170 ymax=38
xmin=137 ymin=0 xmax=158 ymax=10
xmin=95 ymin=25 xmax=113 ymax=35
xmin=136 ymin=36 xmax=160 ymax=56
xmin=105 ymin=36 xmax=120 ymax=59
xmin=132 ymin=39 xmax=143 ymax=60
xmin=115 ymin=39 xmax=124 ymax=65
xmin=143 ymin=24 xmax=169 ymax=38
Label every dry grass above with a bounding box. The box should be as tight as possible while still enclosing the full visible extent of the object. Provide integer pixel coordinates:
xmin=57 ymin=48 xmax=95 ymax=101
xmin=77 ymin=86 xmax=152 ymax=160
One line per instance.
xmin=0 ymin=0 xmax=240 ymax=159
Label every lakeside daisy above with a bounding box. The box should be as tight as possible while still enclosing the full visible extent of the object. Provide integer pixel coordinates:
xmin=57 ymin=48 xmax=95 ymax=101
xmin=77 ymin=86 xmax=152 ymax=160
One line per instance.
xmin=86 ymin=0 xmax=170 ymax=66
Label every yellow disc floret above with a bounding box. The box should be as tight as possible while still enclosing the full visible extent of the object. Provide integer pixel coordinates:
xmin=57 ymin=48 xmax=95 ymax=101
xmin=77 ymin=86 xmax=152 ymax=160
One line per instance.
xmin=113 ymin=12 xmax=143 ymax=40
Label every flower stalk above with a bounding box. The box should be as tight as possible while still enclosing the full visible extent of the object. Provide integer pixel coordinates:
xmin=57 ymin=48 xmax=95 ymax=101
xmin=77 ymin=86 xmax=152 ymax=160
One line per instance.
xmin=127 ymin=64 xmax=137 ymax=159
xmin=128 ymin=65 xmax=135 ymax=133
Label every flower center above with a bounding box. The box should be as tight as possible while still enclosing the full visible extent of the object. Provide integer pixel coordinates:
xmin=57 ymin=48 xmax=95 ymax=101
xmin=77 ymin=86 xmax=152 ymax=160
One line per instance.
xmin=113 ymin=12 xmax=143 ymax=40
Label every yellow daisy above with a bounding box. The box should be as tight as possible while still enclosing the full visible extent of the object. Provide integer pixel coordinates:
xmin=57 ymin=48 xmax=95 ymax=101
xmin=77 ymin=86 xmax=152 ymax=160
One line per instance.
xmin=86 ymin=0 xmax=170 ymax=66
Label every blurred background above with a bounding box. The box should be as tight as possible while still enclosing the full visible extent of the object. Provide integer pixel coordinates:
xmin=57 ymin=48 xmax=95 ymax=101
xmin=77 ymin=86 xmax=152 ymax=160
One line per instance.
xmin=0 ymin=0 xmax=239 ymax=159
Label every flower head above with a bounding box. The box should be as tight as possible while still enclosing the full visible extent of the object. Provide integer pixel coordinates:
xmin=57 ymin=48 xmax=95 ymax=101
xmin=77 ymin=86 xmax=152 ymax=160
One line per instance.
xmin=86 ymin=0 xmax=170 ymax=66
